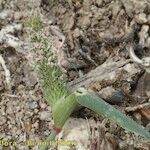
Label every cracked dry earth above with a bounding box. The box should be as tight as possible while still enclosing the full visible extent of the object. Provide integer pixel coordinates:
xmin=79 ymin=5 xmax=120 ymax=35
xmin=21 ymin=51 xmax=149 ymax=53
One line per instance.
xmin=0 ymin=0 xmax=150 ymax=150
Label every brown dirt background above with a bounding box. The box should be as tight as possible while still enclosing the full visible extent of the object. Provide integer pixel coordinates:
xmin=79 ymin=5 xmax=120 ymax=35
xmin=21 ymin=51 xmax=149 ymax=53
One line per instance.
xmin=0 ymin=0 xmax=150 ymax=150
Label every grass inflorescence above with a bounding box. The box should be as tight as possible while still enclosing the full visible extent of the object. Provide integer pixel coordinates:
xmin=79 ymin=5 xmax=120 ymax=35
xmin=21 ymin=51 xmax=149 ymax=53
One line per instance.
xmin=38 ymin=60 xmax=70 ymax=107
xmin=25 ymin=16 xmax=43 ymax=32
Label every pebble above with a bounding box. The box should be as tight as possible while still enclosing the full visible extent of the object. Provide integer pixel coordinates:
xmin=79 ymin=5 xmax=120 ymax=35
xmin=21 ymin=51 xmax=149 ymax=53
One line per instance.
xmin=40 ymin=102 xmax=47 ymax=109
xmin=135 ymin=13 xmax=147 ymax=24
xmin=96 ymin=0 xmax=103 ymax=7
xmin=16 ymin=129 xmax=22 ymax=135
xmin=25 ymin=72 xmax=37 ymax=87
xmin=6 ymin=105 xmax=14 ymax=114
xmin=99 ymin=87 xmax=126 ymax=105
xmin=32 ymin=121 xmax=39 ymax=129
xmin=39 ymin=111 xmax=50 ymax=121
xmin=27 ymin=100 xmax=38 ymax=109
xmin=0 ymin=9 xmax=14 ymax=20
xmin=0 ymin=116 xmax=7 ymax=125
xmin=14 ymin=12 xmax=23 ymax=20
xmin=73 ymin=28 xmax=80 ymax=38
xmin=34 ymin=108 xmax=39 ymax=114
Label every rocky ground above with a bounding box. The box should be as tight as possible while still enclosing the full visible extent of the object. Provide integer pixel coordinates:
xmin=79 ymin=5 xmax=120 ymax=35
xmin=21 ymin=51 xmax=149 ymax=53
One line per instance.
xmin=0 ymin=0 xmax=150 ymax=150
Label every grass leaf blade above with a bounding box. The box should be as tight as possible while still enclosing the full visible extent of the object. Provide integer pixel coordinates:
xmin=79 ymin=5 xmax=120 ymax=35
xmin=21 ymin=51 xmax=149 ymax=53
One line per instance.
xmin=75 ymin=88 xmax=150 ymax=142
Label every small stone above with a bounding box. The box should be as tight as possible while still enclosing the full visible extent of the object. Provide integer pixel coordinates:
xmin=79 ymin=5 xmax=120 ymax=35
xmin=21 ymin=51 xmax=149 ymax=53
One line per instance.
xmin=18 ymin=134 xmax=26 ymax=143
xmin=17 ymin=84 xmax=25 ymax=90
xmin=73 ymin=28 xmax=80 ymax=38
xmin=0 ymin=9 xmax=14 ymax=20
xmin=26 ymin=111 xmax=34 ymax=117
xmin=27 ymin=100 xmax=38 ymax=109
xmin=11 ymin=126 xmax=20 ymax=137
xmin=40 ymin=103 xmax=47 ymax=109
xmin=14 ymin=12 xmax=23 ymax=20
xmin=6 ymin=105 xmax=14 ymax=114
xmin=96 ymin=0 xmax=103 ymax=7
xmin=32 ymin=121 xmax=39 ymax=129
xmin=99 ymin=87 xmax=126 ymax=105
xmin=23 ymin=64 xmax=37 ymax=87
xmin=135 ymin=13 xmax=147 ymax=24
xmin=0 ymin=116 xmax=7 ymax=125
xmin=16 ymin=129 xmax=22 ymax=135
xmin=34 ymin=109 xmax=39 ymax=114
xmin=39 ymin=111 xmax=50 ymax=121
xmin=24 ymin=120 xmax=32 ymax=132
xmin=25 ymin=72 xmax=37 ymax=87
xmin=8 ymin=124 xmax=13 ymax=129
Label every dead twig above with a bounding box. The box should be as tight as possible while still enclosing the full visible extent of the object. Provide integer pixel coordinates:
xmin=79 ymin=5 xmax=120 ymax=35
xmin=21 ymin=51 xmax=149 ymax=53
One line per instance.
xmin=125 ymin=102 xmax=150 ymax=112
xmin=1 ymin=93 xmax=20 ymax=98
xmin=0 ymin=23 xmax=23 ymax=48
xmin=127 ymin=44 xmax=150 ymax=73
xmin=78 ymin=47 xmax=98 ymax=66
xmin=0 ymin=54 xmax=11 ymax=85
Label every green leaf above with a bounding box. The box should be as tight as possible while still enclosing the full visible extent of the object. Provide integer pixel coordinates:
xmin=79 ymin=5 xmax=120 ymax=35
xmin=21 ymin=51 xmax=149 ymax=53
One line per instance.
xmin=75 ymin=88 xmax=150 ymax=142
xmin=52 ymin=94 xmax=79 ymax=128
